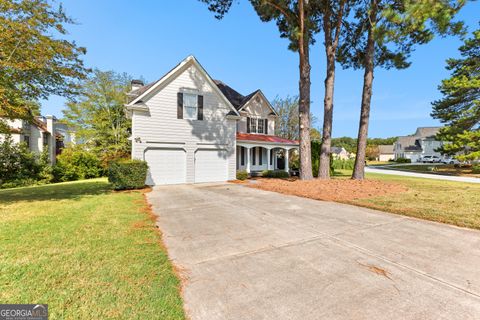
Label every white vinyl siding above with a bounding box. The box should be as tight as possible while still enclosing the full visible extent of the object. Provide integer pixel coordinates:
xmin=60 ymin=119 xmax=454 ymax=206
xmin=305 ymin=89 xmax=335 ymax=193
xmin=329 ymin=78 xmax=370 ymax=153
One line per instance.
xmin=237 ymin=95 xmax=275 ymax=135
xmin=131 ymin=62 xmax=236 ymax=184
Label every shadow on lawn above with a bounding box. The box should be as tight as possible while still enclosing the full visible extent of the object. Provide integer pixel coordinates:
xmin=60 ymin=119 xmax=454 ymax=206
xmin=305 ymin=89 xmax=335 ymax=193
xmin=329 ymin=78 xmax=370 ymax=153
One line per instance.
xmin=0 ymin=179 xmax=112 ymax=205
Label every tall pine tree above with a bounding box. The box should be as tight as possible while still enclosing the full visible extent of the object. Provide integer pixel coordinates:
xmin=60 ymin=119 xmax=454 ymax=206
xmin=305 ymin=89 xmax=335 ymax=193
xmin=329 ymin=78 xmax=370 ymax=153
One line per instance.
xmin=199 ymin=0 xmax=320 ymax=180
xmin=432 ymin=26 xmax=480 ymax=160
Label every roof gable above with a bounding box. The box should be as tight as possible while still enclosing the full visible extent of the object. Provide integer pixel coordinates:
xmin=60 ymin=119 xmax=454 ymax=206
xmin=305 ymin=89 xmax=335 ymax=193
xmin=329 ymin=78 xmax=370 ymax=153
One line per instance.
xmin=378 ymin=145 xmax=394 ymax=154
xmin=239 ymin=90 xmax=278 ymax=116
xmin=214 ymin=81 xmax=278 ymax=116
xmin=127 ymin=56 xmax=239 ymax=116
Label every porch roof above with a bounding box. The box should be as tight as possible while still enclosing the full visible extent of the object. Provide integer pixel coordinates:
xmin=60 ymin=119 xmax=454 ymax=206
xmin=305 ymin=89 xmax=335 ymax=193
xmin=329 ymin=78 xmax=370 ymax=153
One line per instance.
xmin=236 ymin=133 xmax=298 ymax=146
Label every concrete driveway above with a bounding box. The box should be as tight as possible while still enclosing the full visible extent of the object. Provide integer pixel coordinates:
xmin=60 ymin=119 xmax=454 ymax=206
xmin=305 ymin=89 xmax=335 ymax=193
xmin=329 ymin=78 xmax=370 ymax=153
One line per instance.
xmin=147 ymin=183 xmax=480 ymax=320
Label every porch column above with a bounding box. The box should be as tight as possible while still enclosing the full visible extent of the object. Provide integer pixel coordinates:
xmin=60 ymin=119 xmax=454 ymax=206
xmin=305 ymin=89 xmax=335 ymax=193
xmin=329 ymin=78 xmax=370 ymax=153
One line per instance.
xmin=284 ymin=148 xmax=289 ymax=173
xmin=246 ymin=147 xmax=251 ymax=173
xmin=267 ymin=148 xmax=272 ymax=170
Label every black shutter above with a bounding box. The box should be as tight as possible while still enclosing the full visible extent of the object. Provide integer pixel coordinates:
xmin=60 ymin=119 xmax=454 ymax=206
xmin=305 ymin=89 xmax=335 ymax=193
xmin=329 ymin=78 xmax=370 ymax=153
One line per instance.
xmin=259 ymin=148 xmax=263 ymax=165
xmin=265 ymin=119 xmax=268 ymax=134
xmin=270 ymin=149 xmax=273 ymax=165
xmin=197 ymin=95 xmax=203 ymax=120
xmin=252 ymin=147 xmax=256 ymax=165
xmin=247 ymin=117 xmax=250 ymax=133
xmin=241 ymin=147 xmax=245 ymax=165
xmin=177 ymin=92 xmax=183 ymax=119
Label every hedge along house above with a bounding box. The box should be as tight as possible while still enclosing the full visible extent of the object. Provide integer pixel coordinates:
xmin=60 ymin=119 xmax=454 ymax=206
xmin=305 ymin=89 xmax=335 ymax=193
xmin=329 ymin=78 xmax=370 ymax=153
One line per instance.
xmin=125 ymin=56 xmax=299 ymax=186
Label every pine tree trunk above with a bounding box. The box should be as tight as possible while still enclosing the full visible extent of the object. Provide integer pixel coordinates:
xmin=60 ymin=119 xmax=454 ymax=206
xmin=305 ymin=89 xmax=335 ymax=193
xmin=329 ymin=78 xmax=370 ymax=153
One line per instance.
xmin=352 ymin=0 xmax=376 ymax=180
xmin=298 ymin=0 xmax=313 ymax=180
xmin=318 ymin=45 xmax=336 ymax=179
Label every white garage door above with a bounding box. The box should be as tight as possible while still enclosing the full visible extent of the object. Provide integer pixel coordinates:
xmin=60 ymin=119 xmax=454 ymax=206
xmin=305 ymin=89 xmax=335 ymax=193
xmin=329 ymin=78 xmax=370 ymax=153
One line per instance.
xmin=144 ymin=148 xmax=186 ymax=185
xmin=195 ymin=149 xmax=228 ymax=183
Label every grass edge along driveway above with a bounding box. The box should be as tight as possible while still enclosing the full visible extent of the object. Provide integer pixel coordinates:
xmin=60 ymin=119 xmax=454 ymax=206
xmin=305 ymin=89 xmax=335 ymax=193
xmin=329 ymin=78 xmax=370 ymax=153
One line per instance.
xmin=251 ymin=170 xmax=480 ymax=231
xmin=0 ymin=178 xmax=185 ymax=320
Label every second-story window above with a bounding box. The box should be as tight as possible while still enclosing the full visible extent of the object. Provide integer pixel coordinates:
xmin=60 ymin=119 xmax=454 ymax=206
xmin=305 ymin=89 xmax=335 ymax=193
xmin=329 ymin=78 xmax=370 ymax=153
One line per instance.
xmin=247 ymin=117 xmax=269 ymax=134
xmin=257 ymin=119 xmax=264 ymax=134
xmin=183 ymin=93 xmax=198 ymax=120
xmin=250 ymin=117 xmax=257 ymax=133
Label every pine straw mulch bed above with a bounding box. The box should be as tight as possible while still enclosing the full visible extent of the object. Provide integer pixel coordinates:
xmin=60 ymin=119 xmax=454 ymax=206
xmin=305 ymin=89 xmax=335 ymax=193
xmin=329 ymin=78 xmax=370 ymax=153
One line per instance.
xmin=245 ymin=177 xmax=408 ymax=202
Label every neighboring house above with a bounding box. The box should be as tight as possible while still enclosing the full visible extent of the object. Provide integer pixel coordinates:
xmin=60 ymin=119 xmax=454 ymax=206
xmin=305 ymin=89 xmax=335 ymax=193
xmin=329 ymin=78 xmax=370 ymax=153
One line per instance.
xmin=331 ymin=146 xmax=350 ymax=160
xmin=0 ymin=115 xmax=75 ymax=164
xmin=394 ymin=127 xmax=443 ymax=162
xmin=377 ymin=144 xmax=394 ymax=161
xmin=126 ymin=55 xmax=299 ymax=186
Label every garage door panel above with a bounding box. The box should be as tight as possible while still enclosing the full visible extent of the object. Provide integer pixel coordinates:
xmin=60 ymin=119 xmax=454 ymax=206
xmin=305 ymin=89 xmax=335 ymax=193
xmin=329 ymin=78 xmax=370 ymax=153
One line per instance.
xmin=195 ymin=149 xmax=228 ymax=183
xmin=145 ymin=148 xmax=186 ymax=185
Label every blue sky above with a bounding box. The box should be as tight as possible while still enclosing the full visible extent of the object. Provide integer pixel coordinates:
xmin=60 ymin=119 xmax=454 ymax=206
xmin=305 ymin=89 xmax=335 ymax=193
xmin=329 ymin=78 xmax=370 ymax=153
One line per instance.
xmin=41 ymin=0 xmax=480 ymax=138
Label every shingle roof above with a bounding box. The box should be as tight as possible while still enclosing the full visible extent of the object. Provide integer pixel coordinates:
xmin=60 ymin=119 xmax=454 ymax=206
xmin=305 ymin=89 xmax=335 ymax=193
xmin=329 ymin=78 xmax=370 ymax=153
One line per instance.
xmin=414 ymin=127 xmax=442 ymax=138
xmin=128 ymin=81 xmax=157 ymax=103
xmin=236 ymin=133 xmax=298 ymax=145
xmin=378 ymin=145 xmax=394 ymax=154
xmin=331 ymin=146 xmax=346 ymax=154
xmin=213 ymin=80 xmax=260 ymax=111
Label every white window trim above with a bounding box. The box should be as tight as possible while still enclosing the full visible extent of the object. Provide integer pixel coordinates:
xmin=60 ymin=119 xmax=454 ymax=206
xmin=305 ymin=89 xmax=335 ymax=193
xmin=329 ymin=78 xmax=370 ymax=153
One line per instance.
xmin=250 ymin=117 xmax=257 ymax=133
xmin=257 ymin=118 xmax=264 ymax=134
xmin=249 ymin=117 xmax=266 ymax=134
xmin=183 ymin=92 xmax=198 ymax=120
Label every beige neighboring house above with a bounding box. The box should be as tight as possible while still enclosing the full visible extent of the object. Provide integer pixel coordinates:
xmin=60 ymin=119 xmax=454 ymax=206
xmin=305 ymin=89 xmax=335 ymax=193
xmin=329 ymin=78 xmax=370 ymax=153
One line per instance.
xmin=0 ymin=115 xmax=75 ymax=164
xmin=331 ymin=146 xmax=351 ymax=160
xmin=377 ymin=145 xmax=394 ymax=161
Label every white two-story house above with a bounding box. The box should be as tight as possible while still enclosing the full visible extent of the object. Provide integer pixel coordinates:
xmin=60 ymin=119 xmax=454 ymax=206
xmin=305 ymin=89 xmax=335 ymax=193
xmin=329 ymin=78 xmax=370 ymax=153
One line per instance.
xmin=126 ymin=56 xmax=298 ymax=185
xmin=0 ymin=115 xmax=75 ymax=164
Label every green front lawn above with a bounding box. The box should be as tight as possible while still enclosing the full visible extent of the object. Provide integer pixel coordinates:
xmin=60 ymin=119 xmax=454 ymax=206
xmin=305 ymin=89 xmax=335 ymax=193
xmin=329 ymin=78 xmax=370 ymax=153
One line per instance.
xmin=0 ymin=179 xmax=185 ymax=319
xmin=335 ymin=169 xmax=480 ymax=229
xmin=378 ymin=164 xmax=480 ymax=177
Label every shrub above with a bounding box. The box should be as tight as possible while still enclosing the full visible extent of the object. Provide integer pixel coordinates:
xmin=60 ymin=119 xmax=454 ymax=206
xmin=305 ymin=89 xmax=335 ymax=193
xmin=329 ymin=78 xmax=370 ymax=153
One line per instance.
xmin=0 ymin=135 xmax=44 ymax=188
xmin=332 ymin=158 xmax=355 ymax=170
xmin=396 ymin=157 xmax=411 ymax=163
xmin=472 ymin=164 xmax=480 ymax=174
xmin=236 ymin=170 xmax=248 ymax=180
xmin=311 ymin=141 xmax=335 ymax=177
xmin=54 ymin=147 xmax=103 ymax=182
xmin=37 ymin=149 xmax=54 ymax=184
xmin=108 ymin=160 xmax=148 ymax=190
xmin=262 ymin=170 xmax=290 ymax=178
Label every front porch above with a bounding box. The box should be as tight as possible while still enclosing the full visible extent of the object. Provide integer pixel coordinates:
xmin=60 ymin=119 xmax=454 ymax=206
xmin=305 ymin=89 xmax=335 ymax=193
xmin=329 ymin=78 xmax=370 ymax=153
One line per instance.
xmin=236 ymin=133 xmax=299 ymax=175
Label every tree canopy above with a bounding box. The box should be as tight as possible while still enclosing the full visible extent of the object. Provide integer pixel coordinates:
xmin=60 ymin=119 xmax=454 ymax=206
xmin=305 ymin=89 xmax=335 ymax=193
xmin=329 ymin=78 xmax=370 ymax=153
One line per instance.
xmin=200 ymin=0 xmax=321 ymax=179
xmin=432 ymin=26 xmax=480 ymax=160
xmin=0 ymin=0 xmax=87 ymax=128
xmin=62 ymin=70 xmax=132 ymax=165
xmin=337 ymin=0 xmax=465 ymax=179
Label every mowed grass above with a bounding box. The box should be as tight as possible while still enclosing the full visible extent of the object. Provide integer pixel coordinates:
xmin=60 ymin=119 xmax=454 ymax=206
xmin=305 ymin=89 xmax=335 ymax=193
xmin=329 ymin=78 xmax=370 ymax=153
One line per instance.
xmin=335 ymin=169 xmax=480 ymax=230
xmin=0 ymin=178 xmax=185 ymax=319
xmin=383 ymin=164 xmax=480 ymax=177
